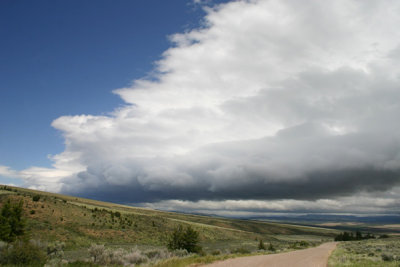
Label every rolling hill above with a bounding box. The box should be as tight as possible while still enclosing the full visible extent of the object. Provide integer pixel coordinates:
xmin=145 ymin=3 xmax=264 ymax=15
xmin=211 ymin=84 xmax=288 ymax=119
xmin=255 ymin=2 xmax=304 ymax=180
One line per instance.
xmin=0 ymin=185 xmax=337 ymax=263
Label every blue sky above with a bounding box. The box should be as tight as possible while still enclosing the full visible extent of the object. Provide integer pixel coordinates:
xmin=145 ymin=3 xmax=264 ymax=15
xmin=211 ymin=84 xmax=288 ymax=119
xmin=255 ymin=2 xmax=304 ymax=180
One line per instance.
xmin=0 ymin=0 xmax=226 ymax=174
xmin=1 ymin=0 xmax=400 ymax=216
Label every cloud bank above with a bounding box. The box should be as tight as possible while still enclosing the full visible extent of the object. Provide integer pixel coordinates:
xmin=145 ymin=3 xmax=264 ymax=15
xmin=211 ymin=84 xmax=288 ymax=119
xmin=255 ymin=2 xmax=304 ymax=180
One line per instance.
xmin=5 ymin=0 xmax=400 ymax=215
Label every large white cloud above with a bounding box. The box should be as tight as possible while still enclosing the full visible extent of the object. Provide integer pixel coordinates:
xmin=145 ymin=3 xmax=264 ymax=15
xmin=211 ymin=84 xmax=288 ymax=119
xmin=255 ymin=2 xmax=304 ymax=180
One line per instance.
xmin=6 ymin=0 xmax=400 ymax=214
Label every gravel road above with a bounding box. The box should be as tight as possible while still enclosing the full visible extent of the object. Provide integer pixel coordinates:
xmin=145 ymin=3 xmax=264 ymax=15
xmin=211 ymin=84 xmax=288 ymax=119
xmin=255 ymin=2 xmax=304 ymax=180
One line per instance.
xmin=202 ymin=242 xmax=337 ymax=267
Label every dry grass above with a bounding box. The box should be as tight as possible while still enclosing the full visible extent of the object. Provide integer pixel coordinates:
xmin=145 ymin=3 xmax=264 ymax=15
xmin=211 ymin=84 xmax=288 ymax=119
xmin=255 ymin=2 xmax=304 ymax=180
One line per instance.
xmin=328 ymin=237 xmax=400 ymax=266
xmin=0 ymin=186 xmax=337 ymax=249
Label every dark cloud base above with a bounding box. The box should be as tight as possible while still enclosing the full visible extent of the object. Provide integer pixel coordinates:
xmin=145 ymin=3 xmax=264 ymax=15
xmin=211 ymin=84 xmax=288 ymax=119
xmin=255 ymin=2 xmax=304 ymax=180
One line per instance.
xmin=62 ymin=168 xmax=400 ymax=204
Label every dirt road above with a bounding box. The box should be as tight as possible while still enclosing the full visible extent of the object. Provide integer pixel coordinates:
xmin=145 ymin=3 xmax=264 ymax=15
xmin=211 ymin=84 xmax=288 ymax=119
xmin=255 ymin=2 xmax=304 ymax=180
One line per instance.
xmin=202 ymin=242 xmax=337 ymax=267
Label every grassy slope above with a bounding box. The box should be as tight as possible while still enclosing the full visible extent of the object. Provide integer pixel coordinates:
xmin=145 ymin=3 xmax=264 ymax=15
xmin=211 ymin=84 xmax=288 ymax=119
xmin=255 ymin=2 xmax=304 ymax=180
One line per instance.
xmin=0 ymin=185 xmax=336 ymax=253
xmin=328 ymin=237 xmax=400 ymax=266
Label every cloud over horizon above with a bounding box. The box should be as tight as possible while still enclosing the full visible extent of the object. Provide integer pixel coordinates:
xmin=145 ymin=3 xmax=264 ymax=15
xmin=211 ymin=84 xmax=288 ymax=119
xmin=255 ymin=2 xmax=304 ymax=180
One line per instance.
xmin=4 ymin=0 xmax=400 ymax=215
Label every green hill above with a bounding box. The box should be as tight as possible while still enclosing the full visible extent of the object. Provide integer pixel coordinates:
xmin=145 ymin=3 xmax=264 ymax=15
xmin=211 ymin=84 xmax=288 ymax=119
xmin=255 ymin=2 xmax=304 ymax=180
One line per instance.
xmin=0 ymin=185 xmax=337 ymax=264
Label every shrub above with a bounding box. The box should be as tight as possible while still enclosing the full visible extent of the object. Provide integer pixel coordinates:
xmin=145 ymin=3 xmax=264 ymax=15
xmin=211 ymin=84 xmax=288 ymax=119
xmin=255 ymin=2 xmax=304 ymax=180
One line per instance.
xmin=167 ymin=225 xmax=202 ymax=253
xmin=268 ymin=243 xmax=276 ymax=252
xmin=258 ymin=240 xmax=266 ymax=250
xmin=124 ymin=249 xmax=148 ymax=265
xmin=89 ymin=244 xmax=105 ymax=263
xmin=30 ymin=210 xmax=35 ymax=215
xmin=0 ymin=199 xmax=25 ymax=242
xmin=32 ymin=195 xmax=40 ymax=202
xmin=0 ymin=240 xmax=47 ymax=266
xmin=382 ymin=253 xmax=394 ymax=261
xmin=109 ymin=248 xmax=125 ymax=265
xmin=172 ymin=248 xmax=189 ymax=257
xmin=0 ymin=240 xmax=7 ymax=251
xmin=47 ymin=241 xmax=65 ymax=258
xmin=145 ymin=248 xmax=171 ymax=259
xmin=232 ymin=247 xmax=250 ymax=254
xmin=88 ymin=244 xmax=149 ymax=265
xmin=299 ymin=241 xmax=309 ymax=247
xmin=211 ymin=250 xmax=221 ymax=255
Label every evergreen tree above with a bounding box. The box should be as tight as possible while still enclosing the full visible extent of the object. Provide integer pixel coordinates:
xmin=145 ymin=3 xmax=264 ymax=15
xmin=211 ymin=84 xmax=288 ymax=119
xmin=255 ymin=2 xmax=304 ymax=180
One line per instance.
xmin=356 ymin=231 xmax=362 ymax=240
xmin=167 ymin=225 xmax=185 ymax=251
xmin=342 ymin=232 xmax=350 ymax=241
xmin=167 ymin=225 xmax=202 ymax=253
xmin=258 ymin=239 xmax=266 ymax=250
xmin=0 ymin=215 xmax=11 ymax=242
xmin=0 ymin=199 xmax=25 ymax=242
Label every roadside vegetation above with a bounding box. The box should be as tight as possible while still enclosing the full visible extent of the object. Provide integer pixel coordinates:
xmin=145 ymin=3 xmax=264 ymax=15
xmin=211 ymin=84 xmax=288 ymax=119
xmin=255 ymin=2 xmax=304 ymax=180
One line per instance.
xmin=329 ymin=236 xmax=400 ymax=266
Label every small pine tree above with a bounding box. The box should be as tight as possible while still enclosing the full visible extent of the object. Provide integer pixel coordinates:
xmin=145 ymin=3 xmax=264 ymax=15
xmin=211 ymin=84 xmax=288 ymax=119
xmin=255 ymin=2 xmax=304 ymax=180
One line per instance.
xmin=182 ymin=226 xmax=201 ymax=253
xmin=168 ymin=225 xmax=185 ymax=251
xmin=0 ymin=199 xmax=25 ymax=242
xmin=0 ymin=215 xmax=11 ymax=242
xmin=167 ymin=225 xmax=202 ymax=253
xmin=258 ymin=240 xmax=266 ymax=250
xmin=356 ymin=231 xmax=362 ymax=240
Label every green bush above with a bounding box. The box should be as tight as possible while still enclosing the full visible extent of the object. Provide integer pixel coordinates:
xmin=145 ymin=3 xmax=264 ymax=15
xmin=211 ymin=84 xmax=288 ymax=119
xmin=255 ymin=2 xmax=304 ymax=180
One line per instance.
xmin=167 ymin=225 xmax=202 ymax=253
xmin=0 ymin=199 xmax=25 ymax=242
xmin=258 ymin=239 xmax=266 ymax=250
xmin=382 ymin=253 xmax=394 ymax=261
xmin=299 ymin=241 xmax=309 ymax=247
xmin=32 ymin=195 xmax=41 ymax=202
xmin=0 ymin=240 xmax=47 ymax=266
xmin=211 ymin=250 xmax=221 ymax=255
xmin=268 ymin=242 xmax=276 ymax=252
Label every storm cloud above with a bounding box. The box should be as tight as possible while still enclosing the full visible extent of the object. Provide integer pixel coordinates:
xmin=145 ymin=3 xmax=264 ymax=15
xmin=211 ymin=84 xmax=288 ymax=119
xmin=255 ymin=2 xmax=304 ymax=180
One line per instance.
xmin=5 ymin=0 xmax=400 ymax=214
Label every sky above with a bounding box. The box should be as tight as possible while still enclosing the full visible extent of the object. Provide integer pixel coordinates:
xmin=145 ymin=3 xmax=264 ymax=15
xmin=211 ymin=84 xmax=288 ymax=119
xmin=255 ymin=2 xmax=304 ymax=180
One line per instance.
xmin=1 ymin=0 xmax=400 ymax=217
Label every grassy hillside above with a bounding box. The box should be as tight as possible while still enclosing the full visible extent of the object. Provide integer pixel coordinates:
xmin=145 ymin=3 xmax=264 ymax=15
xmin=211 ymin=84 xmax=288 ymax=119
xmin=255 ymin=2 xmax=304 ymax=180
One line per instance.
xmin=0 ymin=185 xmax=337 ymax=264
